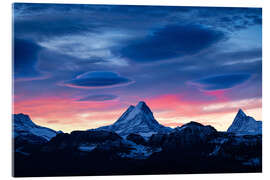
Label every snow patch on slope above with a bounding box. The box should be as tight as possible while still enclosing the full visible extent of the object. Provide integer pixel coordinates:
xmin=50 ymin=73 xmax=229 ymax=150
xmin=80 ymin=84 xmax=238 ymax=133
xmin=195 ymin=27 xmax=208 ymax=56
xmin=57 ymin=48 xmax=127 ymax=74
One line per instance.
xmin=97 ymin=101 xmax=171 ymax=137
xmin=227 ymin=109 xmax=262 ymax=135
xmin=118 ymin=141 xmax=161 ymax=159
xmin=13 ymin=113 xmax=59 ymax=141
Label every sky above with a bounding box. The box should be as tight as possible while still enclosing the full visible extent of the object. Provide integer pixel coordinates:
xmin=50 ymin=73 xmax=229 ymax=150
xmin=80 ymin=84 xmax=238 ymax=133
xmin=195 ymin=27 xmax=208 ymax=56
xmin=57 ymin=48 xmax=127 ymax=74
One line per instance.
xmin=13 ymin=3 xmax=262 ymax=132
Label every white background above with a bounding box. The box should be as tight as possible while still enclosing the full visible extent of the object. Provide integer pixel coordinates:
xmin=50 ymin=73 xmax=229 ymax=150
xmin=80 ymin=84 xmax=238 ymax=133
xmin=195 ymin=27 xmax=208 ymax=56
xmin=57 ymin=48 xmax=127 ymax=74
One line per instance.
xmin=0 ymin=0 xmax=269 ymax=179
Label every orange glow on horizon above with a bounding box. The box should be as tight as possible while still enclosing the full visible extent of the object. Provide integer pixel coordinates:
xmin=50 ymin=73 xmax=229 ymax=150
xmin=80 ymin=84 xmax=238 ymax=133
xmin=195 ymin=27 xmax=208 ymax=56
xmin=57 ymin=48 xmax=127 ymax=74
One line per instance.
xmin=14 ymin=94 xmax=262 ymax=133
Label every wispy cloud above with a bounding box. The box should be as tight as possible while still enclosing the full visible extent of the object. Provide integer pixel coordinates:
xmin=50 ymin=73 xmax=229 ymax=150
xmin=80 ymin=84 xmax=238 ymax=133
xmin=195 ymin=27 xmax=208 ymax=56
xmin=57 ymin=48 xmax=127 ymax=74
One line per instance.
xmin=13 ymin=4 xmax=262 ymax=132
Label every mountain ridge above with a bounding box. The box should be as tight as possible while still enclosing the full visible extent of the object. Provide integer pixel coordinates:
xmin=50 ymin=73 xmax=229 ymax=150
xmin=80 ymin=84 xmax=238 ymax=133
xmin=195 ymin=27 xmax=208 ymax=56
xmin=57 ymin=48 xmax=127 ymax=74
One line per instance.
xmin=13 ymin=113 xmax=60 ymax=141
xmin=14 ymin=104 xmax=262 ymax=138
xmin=95 ymin=101 xmax=172 ymax=137
xmin=13 ymin=104 xmax=262 ymax=176
xmin=227 ymin=109 xmax=262 ymax=135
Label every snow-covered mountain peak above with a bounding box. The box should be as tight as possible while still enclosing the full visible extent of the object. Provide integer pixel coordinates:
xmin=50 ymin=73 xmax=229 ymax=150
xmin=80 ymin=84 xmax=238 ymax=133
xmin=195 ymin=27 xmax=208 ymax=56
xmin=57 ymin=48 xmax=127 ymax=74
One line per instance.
xmin=227 ymin=109 xmax=262 ymax=135
xmin=114 ymin=101 xmax=154 ymax=125
xmin=13 ymin=113 xmax=36 ymax=128
xmin=236 ymin=109 xmax=246 ymax=119
xmin=134 ymin=101 xmax=153 ymax=114
xmin=13 ymin=113 xmax=60 ymax=141
xmin=136 ymin=101 xmax=149 ymax=109
xmin=96 ymin=101 xmax=171 ymax=137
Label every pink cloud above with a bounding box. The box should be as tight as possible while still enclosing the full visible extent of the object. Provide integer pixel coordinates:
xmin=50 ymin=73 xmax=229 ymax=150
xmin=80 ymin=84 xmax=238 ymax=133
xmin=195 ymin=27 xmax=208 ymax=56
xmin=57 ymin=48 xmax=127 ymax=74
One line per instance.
xmin=14 ymin=96 xmax=122 ymax=127
xmin=145 ymin=93 xmax=261 ymax=125
xmin=13 ymin=91 xmax=262 ymax=132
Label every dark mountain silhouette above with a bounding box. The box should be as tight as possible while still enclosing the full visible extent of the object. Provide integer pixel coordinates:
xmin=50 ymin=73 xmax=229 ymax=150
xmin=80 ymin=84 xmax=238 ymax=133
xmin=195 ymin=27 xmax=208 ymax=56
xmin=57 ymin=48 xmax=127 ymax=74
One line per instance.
xmin=13 ymin=103 xmax=262 ymax=177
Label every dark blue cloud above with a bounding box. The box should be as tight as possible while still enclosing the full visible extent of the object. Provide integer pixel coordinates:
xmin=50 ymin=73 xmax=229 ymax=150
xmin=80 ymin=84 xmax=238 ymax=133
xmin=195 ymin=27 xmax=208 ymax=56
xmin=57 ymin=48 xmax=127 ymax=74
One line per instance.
xmin=77 ymin=94 xmax=118 ymax=101
xmin=14 ymin=13 xmax=99 ymax=41
xmin=118 ymin=24 xmax=225 ymax=62
xmin=193 ymin=73 xmax=251 ymax=90
xmin=13 ymin=4 xmax=262 ymax=103
xmin=14 ymin=4 xmax=261 ymax=42
xmin=13 ymin=3 xmax=191 ymax=20
xmin=13 ymin=4 xmax=104 ymax=41
xmin=14 ymin=38 xmax=42 ymax=79
xmin=64 ymin=71 xmax=132 ymax=88
xmin=14 ymin=4 xmax=185 ymax=41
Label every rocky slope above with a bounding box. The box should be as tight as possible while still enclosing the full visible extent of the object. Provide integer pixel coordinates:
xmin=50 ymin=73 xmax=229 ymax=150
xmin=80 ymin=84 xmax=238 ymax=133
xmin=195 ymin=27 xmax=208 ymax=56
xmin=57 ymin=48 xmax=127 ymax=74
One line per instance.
xmin=13 ymin=105 xmax=262 ymax=176
xmin=13 ymin=113 xmax=61 ymax=141
xmin=227 ymin=109 xmax=262 ymax=135
xmin=96 ymin=101 xmax=171 ymax=137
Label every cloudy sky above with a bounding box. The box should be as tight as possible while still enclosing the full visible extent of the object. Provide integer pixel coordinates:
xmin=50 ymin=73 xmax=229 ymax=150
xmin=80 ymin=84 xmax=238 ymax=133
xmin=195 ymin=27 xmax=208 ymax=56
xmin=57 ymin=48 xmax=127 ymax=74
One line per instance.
xmin=13 ymin=3 xmax=262 ymax=132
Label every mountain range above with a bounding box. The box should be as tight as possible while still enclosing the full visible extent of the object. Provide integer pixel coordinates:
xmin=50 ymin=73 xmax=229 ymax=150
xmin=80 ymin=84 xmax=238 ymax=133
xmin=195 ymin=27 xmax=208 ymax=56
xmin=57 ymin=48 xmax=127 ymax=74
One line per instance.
xmin=13 ymin=102 xmax=262 ymax=142
xmin=13 ymin=101 xmax=262 ymax=176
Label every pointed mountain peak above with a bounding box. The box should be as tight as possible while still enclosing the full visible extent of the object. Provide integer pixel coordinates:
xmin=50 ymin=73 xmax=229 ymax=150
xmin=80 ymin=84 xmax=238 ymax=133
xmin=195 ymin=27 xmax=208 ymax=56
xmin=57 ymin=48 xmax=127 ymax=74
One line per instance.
xmin=236 ymin=109 xmax=246 ymax=118
xmin=115 ymin=105 xmax=135 ymax=122
xmin=120 ymin=101 xmax=153 ymax=122
xmin=127 ymin=105 xmax=135 ymax=111
xmin=227 ymin=109 xmax=262 ymax=135
xmin=136 ymin=101 xmax=147 ymax=108
xmin=98 ymin=101 xmax=171 ymax=136
xmin=135 ymin=101 xmax=152 ymax=113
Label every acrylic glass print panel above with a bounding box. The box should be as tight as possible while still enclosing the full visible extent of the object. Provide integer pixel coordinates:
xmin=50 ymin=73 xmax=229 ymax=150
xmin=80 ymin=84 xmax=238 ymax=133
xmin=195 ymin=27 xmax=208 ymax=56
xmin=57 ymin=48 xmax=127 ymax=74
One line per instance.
xmin=13 ymin=3 xmax=262 ymax=177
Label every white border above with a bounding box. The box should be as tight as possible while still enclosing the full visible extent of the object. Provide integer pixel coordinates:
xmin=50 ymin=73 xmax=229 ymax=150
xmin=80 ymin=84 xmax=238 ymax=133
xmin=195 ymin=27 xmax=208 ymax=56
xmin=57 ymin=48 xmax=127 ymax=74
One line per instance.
xmin=1 ymin=0 xmax=269 ymax=180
